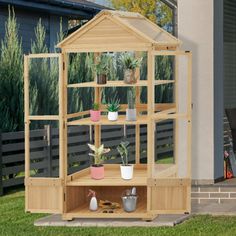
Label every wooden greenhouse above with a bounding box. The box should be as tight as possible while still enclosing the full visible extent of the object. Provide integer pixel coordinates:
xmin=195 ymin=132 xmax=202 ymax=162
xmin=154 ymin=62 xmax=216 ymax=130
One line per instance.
xmin=24 ymin=10 xmax=192 ymax=221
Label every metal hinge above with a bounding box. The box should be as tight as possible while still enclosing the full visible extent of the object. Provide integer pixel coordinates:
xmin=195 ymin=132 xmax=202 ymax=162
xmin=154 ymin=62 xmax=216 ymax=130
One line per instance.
xmin=63 ymin=62 xmax=65 ymax=71
xmin=64 ymin=192 xmax=66 ymax=202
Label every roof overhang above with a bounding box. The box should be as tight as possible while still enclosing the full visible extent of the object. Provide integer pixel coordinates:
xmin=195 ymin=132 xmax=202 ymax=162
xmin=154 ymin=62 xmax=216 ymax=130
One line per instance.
xmin=0 ymin=0 xmax=108 ymax=19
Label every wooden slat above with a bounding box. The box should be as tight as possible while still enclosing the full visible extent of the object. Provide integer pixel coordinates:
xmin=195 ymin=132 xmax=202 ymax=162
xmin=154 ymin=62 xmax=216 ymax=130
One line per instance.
xmin=67 ymin=80 xmax=148 ymax=88
xmin=27 ymin=53 xmax=60 ymax=58
xmin=29 ymin=115 xmax=59 ymax=121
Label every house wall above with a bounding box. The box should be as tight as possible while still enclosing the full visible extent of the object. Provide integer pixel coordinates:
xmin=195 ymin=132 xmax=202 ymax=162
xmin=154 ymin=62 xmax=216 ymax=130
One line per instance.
xmin=224 ymin=0 xmax=236 ymax=108
xmin=0 ymin=6 xmax=68 ymax=53
xmin=178 ymin=0 xmax=215 ymax=183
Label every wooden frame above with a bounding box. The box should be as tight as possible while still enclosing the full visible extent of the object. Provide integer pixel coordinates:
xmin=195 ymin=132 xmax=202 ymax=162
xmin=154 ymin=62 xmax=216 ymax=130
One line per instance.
xmin=24 ymin=10 xmax=192 ymax=221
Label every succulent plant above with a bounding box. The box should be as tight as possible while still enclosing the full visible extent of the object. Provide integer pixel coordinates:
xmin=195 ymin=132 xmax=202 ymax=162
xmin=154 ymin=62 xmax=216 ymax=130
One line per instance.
xmin=92 ymin=103 xmax=100 ymax=111
xmin=127 ymin=89 xmax=135 ymax=109
xmin=106 ymin=97 xmax=121 ymax=112
xmin=95 ymin=54 xmax=113 ymax=75
xmin=119 ymin=53 xmax=142 ymax=70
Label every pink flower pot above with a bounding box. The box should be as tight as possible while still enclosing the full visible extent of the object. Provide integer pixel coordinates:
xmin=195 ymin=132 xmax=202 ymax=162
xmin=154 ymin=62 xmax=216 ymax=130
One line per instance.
xmin=90 ymin=165 xmax=104 ymax=180
xmin=90 ymin=110 xmax=101 ymax=122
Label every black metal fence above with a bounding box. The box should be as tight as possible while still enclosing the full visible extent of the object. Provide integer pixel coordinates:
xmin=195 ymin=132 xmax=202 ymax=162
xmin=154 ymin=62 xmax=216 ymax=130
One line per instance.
xmin=0 ymin=121 xmax=173 ymax=195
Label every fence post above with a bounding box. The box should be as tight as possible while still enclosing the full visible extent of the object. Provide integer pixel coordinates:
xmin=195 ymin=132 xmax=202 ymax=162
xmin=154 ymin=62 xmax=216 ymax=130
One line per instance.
xmin=0 ymin=130 xmax=3 ymax=196
xmin=45 ymin=125 xmax=52 ymax=177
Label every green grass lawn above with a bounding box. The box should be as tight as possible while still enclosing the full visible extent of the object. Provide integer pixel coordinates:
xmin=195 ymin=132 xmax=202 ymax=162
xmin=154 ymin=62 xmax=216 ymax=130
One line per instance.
xmin=1 ymin=190 xmax=236 ymax=236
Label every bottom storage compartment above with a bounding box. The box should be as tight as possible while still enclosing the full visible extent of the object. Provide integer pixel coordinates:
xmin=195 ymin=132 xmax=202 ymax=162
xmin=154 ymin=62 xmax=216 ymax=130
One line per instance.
xmin=65 ymin=186 xmax=147 ymax=218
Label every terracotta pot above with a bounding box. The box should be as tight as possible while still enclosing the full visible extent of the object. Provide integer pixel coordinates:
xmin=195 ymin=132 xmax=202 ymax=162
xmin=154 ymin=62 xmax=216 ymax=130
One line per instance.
xmin=124 ymin=69 xmax=136 ymax=84
xmin=90 ymin=165 xmax=104 ymax=179
xmin=90 ymin=110 xmax=101 ymax=122
xmin=97 ymin=74 xmax=107 ymax=84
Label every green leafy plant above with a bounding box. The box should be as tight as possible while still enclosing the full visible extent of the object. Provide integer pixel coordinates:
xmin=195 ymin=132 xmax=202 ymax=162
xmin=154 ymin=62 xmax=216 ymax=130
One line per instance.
xmin=127 ymin=89 xmax=135 ymax=109
xmin=88 ymin=144 xmax=110 ymax=166
xmin=117 ymin=141 xmax=130 ymax=166
xmin=106 ymin=98 xmax=121 ymax=112
xmin=119 ymin=53 xmax=142 ymax=70
xmin=0 ymin=7 xmax=24 ymax=132
xmin=95 ymin=54 xmax=113 ymax=75
xmin=92 ymin=103 xmax=100 ymax=111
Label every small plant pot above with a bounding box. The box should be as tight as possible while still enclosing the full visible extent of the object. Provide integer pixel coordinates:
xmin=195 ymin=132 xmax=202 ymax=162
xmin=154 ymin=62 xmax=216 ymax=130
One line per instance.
xmin=120 ymin=164 xmax=133 ymax=180
xmin=90 ymin=110 xmax=101 ymax=122
xmin=97 ymin=74 xmax=107 ymax=84
xmin=90 ymin=165 xmax=104 ymax=180
xmin=124 ymin=69 xmax=136 ymax=84
xmin=108 ymin=111 xmax=118 ymax=121
xmin=126 ymin=108 xmax=136 ymax=121
xmin=122 ymin=195 xmax=138 ymax=212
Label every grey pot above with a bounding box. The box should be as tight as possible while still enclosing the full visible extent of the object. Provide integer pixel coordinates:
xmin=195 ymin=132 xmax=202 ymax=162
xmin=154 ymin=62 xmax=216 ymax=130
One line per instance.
xmin=122 ymin=195 xmax=138 ymax=212
xmin=126 ymin=108 xmax=136 ymax=121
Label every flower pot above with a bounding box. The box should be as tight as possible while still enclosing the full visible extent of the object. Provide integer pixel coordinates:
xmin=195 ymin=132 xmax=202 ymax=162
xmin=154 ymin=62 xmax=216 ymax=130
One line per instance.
xmin=126 ymin=108 xmax=136 ymax=121
xmin=120 ymin=164 xmax=133 ymax=180
xmin=108 ymin=111 xmax=118 ymax=121
xmin=90 ymin=165 xmax=104 ymax=179
xmin=97 ymin=74 xmax=107 ymax=84
xmin=122 ymin=195 xmax=138 ymax=212
xmin=124 ymin=69 xmax=136 ymax=84
xmin=90 ymin=110 xmax=101 ymax=122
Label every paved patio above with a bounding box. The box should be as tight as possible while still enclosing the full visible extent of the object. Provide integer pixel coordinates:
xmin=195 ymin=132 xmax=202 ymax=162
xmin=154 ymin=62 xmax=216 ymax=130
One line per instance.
xmin=34 ymin=214 xmax=191 ymax=227
xmin=34 ymin=198 xmax=236 ymax=227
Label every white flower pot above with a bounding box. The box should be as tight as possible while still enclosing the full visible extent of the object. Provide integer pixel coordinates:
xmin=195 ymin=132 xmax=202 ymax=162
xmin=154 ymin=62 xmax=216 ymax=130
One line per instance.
xmin=120 ymin=165 xmax=133 ymax=180
xmin=126 ymin=108 xmax=136 ymax=121
xmin=108 ymin=111 xmax=118 ymax=121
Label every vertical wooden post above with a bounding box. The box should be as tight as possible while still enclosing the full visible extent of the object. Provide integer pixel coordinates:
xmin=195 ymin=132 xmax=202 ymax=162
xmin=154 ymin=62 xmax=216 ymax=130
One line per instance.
xmin=186 ymin=52 xmax=192 ymax=213
xmin=94 ymin=53 xmax=101 ymax=148
xmin=147 ymin=48 xmax=155 ymax=213
xmin=0 ymin=130 xmax=3 ymax=196
xmin=24 ymin=55 xmax=30 ymax=211
xmin=135 ymin=52 xmax=141 ymax=164
xmin=187 ymin=52 xmax=192 ymax=178
xmin=59 ymin=52 xmax=68 ymax=214
xmin=174 ymin=50 xmax=179 ymax=172
xmin=45 ymin=125 xmax=52 ymax=177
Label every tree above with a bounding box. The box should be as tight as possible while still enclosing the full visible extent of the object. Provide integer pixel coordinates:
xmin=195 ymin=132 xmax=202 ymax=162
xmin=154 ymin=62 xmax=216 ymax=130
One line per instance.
xmin=0 ymin=7 xmax=23 ymax=132
xmin=109 ymin=0 xmax=172 ymax=30
xmin=29 ymin=19 xmax=58 ymax=128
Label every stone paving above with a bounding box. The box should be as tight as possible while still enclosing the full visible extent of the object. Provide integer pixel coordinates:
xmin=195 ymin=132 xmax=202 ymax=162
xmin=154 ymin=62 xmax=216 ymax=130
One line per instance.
xmin=34 ymin=214 xmax=191 ymax=227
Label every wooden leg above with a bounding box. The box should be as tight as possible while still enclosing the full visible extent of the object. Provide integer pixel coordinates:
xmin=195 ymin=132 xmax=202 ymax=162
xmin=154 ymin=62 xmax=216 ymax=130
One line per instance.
xmin=142 ymin=214 xmax=158 ymax=222
xmin=62 ymin=215 xmax=73 ymax=221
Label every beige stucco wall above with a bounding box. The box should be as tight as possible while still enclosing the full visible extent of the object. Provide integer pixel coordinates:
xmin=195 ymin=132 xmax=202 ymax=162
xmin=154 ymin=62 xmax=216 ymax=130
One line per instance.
xmin=178 ymin=0 xmax=214 ymax=182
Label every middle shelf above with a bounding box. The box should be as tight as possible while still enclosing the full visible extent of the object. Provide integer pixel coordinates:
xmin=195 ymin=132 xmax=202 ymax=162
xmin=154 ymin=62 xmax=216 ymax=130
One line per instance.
xmin=66 ymin=164 xmax=177 ymax=186
xmin=67 ymin=115 xmax=149 ymax=126
xmin=67 ymin=80 xmax=175 ymax=88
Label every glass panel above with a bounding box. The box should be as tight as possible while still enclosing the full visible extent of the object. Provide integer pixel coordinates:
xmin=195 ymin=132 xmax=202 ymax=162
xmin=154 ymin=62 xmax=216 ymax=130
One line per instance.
xmin=30 ymin=120 xmax=59 ymax=178
xmin=67 ymin=126 xmax=90 ymax=175
xmin=29 ymin=57 xmax=59 ymax=115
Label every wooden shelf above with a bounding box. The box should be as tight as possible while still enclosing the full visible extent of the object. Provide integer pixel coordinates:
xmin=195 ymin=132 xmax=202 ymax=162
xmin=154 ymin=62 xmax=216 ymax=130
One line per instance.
xmin=64 ymin=201 xmax=147 ymax=219
xmin=67 ymin=164 xmax=177 ymax=186
xmin=67 ymin=80 xmax=174 ymax=88
xmin=67 ymin=165 xmax=147 ymax=186
xmin=67 ymin=115 xmax=149 ymax=126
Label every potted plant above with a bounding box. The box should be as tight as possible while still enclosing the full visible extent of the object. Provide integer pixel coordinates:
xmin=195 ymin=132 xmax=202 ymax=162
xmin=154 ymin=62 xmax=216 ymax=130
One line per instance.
xmin=90 ymin=103 xmax=101 ymax=122
xmin=107 ymin=98 xmax=121 ymax=121
xmin=95 ymin=54 xmax=112 ymax=84
xmin=117 ymin=141 xmax=133 ymax=180
xmin=119 ymin=53 xmax=142 ymax=84
xmin=88 ymin=144 xmax=110 ymax=180
xmin=126 ymin=89 xmax=136 ymax=121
